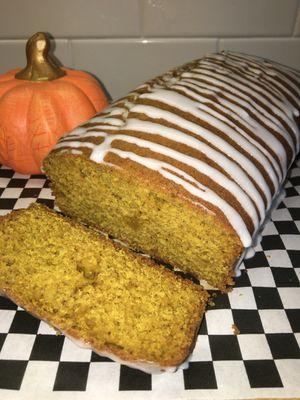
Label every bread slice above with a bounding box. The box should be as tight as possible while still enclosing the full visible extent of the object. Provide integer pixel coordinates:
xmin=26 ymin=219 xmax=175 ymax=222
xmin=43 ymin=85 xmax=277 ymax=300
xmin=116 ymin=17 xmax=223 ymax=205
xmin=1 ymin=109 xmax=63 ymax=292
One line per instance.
xmin=44 ymin=52 xmax=300 ymax=290
xmin=0 ymin=203 xmax=208 ymax=373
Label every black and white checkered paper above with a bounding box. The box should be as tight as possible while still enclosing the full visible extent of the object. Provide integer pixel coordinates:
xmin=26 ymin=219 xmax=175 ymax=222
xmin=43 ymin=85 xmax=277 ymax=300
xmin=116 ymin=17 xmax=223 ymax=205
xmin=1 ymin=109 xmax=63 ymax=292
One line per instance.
xmin=0 ymin=159 xmax=299 ymax=400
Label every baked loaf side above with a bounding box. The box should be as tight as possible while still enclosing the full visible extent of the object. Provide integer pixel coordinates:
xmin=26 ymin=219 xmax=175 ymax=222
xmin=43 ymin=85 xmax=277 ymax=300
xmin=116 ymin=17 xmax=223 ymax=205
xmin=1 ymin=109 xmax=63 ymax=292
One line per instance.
xmin=44 ymin=52 xmax=300 ymax=289
xmin=0 ymin=204 xmax=208 ymax=373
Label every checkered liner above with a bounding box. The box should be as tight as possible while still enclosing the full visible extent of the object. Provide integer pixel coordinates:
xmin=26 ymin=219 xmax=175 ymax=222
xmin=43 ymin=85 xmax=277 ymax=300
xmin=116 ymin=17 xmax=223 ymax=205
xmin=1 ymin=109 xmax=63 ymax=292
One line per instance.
xmin=0 ymin=160 xmax=299 ymax=400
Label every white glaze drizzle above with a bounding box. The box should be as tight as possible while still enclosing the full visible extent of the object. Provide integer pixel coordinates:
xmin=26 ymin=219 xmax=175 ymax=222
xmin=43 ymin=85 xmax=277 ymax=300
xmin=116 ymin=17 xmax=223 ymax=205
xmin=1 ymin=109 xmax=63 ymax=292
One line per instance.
xmin=173 ymin=79 xmax=285 ymax=179
xmin=179 ymin=76 xmax=289 ymax=172
xmin=183 ymin=70 xmax=297 ymax=155
xmin=200 ymin=58 xmax=300 ymax=126
xmin=206 ymin=55 xmax=299 ymax=116
xmin=226 ymin=53 xmax=300 ymax=104
xmin=139 ymin=90 xmax=274 ymax=204
xmin=53 ymin=52 xmax=300 ymax=249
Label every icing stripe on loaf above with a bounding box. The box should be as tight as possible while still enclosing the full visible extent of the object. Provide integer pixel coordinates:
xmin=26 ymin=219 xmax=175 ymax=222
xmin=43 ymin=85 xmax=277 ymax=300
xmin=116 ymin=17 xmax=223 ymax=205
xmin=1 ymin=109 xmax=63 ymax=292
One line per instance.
xmin=54 ymin=52 xmax=300 ymax=248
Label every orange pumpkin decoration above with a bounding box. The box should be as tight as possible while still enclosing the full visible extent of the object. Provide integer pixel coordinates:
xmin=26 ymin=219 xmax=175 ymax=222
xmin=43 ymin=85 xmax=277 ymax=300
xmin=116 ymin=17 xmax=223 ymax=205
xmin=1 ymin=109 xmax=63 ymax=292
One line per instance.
xmin=0 ymin=32 xmax=108 ymax=174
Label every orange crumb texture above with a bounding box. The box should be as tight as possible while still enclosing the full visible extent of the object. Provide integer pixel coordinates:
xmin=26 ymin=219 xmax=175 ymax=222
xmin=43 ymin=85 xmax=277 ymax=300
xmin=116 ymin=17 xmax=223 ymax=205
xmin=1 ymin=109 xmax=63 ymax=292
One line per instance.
xmin=0 ymin=203 xmax=208 ymax=367
xmin=232 ymin=324 xmax=240 ymax=335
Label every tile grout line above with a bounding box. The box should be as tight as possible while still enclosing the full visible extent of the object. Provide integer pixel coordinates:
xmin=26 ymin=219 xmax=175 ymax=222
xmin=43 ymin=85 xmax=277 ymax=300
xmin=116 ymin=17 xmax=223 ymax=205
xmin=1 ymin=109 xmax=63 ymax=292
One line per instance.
xmin=0 ymin=36 xmax=300 ymax=42
xmin=291 ymin=0 xmax=300 ymax=36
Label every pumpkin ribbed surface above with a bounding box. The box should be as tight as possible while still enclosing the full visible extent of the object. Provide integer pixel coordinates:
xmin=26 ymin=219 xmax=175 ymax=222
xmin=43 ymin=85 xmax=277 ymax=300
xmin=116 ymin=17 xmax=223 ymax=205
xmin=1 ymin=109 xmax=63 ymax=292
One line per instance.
xmin=0 ymin=68 xmax=108 ymax=174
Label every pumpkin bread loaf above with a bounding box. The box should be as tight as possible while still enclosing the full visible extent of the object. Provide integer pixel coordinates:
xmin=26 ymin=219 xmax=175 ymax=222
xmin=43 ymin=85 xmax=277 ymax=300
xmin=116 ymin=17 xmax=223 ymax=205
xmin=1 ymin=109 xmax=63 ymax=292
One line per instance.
xmin=0 ymin=203 xmax=208 ymax=373
xmin=44 ymin=52 xmax=300 ymax=290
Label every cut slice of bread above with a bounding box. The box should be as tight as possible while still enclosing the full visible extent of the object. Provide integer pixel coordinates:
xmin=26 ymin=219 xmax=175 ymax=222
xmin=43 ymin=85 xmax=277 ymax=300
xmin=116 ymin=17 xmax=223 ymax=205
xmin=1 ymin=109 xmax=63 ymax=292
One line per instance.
xmin=0 ymin=203 xmax=208 ymax=373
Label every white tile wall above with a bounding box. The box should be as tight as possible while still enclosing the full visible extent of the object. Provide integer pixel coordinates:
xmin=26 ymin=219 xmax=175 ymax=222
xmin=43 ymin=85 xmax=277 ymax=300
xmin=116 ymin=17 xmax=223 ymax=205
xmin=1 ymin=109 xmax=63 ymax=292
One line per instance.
xmin=0 ymin=0 xmax=140 ymax=38
xmin=71 ymin=38 xmax=217 ymax=99
xmin=0 ymin=0 xmax=299 ymax=100
xmin=141 ymin=0 xmax=299 ymax=37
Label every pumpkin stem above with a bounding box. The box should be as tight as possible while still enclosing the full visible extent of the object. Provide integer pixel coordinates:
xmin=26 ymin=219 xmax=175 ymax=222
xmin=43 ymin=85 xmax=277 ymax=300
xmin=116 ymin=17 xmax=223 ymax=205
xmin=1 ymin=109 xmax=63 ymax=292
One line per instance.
xmin=15 ymin=32 xmax=66 ymax=82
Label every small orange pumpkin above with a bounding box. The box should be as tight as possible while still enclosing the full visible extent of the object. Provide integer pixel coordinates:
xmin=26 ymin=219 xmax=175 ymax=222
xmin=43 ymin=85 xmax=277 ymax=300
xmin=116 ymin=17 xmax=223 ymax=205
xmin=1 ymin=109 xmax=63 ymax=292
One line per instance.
xmin=0 ymin=32 xmax=108 ymax=174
